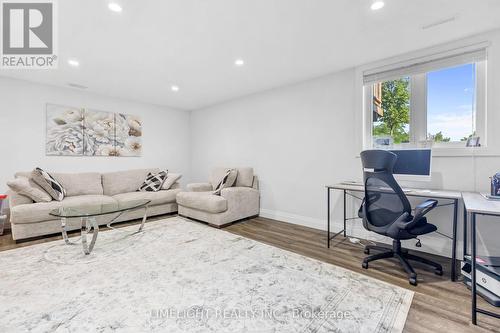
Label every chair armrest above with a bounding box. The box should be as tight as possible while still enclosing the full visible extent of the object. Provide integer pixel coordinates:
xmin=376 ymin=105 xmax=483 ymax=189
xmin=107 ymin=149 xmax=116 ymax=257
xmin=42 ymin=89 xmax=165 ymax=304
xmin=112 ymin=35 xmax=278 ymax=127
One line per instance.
xmin=389 ymin=199 xmax=437 ymax=232
xmin=186 ymin=183 xmax=213 ymax=192
xmin=413 ymin=199 xmax=438 ymax=222
xmin=385 ymin=212 xmax=412 ymax=235
xmin=391 ymin=212 xmax=411 ymax=228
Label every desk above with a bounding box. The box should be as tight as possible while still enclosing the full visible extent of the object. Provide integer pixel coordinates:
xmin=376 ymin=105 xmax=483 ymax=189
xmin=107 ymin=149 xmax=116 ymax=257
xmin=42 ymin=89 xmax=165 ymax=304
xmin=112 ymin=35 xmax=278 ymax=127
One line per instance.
xmin=326 ymin=183 xmax=461 ymax=281
xmin=462 ymin=192 xmax=500 ymax=325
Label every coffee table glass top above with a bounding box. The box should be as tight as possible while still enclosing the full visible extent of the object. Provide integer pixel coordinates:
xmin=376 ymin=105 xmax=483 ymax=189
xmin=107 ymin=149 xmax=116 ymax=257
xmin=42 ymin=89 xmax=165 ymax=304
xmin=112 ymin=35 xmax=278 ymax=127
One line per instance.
xmin=49 ymin=199 xmax=150 ymax=218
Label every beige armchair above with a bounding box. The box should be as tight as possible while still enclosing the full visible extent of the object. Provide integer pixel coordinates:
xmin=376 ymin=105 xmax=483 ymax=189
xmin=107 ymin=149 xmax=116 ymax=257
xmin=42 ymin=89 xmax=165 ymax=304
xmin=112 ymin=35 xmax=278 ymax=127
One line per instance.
xmin=176 ymin=167 xmax=260 ymax=228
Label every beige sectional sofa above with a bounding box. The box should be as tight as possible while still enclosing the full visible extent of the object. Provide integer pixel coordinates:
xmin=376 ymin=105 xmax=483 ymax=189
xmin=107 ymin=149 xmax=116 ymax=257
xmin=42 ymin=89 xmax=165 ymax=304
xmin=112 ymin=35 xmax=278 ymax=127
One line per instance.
xmin=176 ymin=167 xmax=260 ymax=227
xmin=8 ymin=168 xmax=181 ymax=240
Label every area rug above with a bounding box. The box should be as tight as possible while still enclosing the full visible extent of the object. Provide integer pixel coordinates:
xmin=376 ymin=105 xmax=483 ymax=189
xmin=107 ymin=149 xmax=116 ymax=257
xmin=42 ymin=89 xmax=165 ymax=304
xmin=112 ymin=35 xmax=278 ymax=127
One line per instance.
xmin=0 ymin=217 xmax=413 ymax=332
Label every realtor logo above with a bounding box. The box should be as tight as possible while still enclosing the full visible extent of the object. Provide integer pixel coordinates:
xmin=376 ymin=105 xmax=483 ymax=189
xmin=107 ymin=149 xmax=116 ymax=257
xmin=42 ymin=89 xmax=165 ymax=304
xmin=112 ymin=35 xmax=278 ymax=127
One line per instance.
xmin=1 ymin=0 xmax=57 ymax=68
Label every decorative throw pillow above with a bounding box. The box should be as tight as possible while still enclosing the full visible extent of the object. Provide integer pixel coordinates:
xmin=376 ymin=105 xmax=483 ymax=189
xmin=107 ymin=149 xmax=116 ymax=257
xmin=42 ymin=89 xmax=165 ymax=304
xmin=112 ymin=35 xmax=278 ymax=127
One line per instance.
xmin=213 ymin=169 xmax=237 ymax=195
xmin=210 ymin=168 xmax=238 ymax=190
xmin=138 ymin=171 xmax=168 ymax=192
xmin=31 ymin=167 xmax=66 ymax=201
xmin=7 ymin=177 xmax=52 ymax=203
xmin=161 ymin=173 xmax=182 ymax=190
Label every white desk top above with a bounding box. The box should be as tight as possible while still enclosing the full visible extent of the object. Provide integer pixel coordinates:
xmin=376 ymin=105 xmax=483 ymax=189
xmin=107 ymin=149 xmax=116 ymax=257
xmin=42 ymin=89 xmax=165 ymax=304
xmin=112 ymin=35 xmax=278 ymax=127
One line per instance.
xmin=326 ymin=183 xmax=462 ymax=200
xmin=462 ymin=192 xmax=500 ymax=215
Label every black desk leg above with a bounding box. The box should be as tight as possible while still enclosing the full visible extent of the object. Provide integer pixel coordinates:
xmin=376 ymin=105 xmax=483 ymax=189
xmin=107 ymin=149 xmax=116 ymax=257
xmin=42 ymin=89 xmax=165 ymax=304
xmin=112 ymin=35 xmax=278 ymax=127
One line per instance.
xmin=451 ymin=199 xmax=458 ymax=281
xmin=471 ymin=212 xmax=477 ymax=325
xmin=463 ymin=208 xmax=468 ymax=259
xmin=327 ymin=188 xmax=330 ymax=248
xmin=343 ymin=189 xmax=346 ymax=237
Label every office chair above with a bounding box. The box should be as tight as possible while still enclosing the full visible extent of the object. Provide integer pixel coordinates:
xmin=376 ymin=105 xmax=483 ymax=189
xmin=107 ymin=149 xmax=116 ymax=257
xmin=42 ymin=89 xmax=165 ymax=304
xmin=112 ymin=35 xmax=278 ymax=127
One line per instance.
xmin=358 ymin=150 xmax=442 ymax=286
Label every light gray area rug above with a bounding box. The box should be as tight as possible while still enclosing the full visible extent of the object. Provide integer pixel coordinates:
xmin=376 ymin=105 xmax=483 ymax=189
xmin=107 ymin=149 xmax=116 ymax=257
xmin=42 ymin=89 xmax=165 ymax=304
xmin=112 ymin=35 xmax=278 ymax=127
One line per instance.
xmin=0 ymin=217 xmax=413 ymax=333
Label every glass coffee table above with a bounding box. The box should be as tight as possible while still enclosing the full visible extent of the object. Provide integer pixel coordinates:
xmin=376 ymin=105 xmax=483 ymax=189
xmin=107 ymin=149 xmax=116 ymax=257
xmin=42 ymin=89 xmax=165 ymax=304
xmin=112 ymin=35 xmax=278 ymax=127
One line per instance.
xmin=50 ymin=199 xmax=150 ymax=255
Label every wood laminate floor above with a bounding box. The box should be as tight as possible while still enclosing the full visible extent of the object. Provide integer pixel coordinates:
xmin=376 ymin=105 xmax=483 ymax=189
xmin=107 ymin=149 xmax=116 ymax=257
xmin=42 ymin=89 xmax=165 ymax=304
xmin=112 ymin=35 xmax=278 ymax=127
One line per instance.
xmin=1 ymin=215 xmax=499 ymax=332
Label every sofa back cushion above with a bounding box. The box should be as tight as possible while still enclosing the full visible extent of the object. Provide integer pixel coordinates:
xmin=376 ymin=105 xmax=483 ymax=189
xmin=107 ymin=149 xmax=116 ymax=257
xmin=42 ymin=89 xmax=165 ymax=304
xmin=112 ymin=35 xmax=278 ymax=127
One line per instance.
xmin=235 ymin=167 xmax=254 ymax=187
xmin=162 ymin=173 xmax=182 ymax=190
xmin=14 ymin=171 xmax=32 ymax=179
xmin=30 ymin=168 xmax=66 ymax=201
xmin=15 ymin=171 xmax=103 ymax=197
xmin=213 ymin=169 xmax=238 ymax=195
xmin=7 ymin=177 xmax=52 ymax=202
xmin=52 ymin=172 xmax=103 ymax=197
xmin=209 ymin=168 xmax=238 ymax=190
xmin=102 ymin=168 xmax=160 ymax=196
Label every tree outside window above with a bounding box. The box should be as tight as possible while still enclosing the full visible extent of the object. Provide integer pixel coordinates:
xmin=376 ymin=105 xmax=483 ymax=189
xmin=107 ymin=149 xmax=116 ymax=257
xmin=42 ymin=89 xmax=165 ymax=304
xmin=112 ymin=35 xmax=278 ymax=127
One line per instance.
xmin=372 ymin=78 xmax=410 ymax=144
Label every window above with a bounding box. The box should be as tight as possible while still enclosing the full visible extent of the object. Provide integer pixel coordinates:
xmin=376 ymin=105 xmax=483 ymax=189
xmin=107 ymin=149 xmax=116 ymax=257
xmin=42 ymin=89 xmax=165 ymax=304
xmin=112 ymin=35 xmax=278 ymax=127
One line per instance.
xmin=427 ymin=64 xmax=476 ymax=143
xmin=363 ymin=47 xmax=486 ymax=149
xmin=371 ymin=77 xmax=411 ymax=145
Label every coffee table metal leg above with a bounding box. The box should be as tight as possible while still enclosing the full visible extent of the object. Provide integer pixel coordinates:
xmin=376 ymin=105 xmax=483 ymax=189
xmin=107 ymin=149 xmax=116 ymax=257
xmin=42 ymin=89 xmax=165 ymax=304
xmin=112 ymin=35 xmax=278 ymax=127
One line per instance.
xmin=81 ymin=216 xmax=99 ymax=255
xmin=137 ymin=206 xmax=148 ymax=233
xmin=61 ymin=217 xmax=76 ymax=245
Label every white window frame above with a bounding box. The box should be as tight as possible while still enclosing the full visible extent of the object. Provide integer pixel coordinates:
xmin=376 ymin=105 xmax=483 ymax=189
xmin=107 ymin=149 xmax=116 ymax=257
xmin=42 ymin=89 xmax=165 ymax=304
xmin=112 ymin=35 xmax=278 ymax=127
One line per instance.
xmin=364 ymin=61 xmax=486 ymax=149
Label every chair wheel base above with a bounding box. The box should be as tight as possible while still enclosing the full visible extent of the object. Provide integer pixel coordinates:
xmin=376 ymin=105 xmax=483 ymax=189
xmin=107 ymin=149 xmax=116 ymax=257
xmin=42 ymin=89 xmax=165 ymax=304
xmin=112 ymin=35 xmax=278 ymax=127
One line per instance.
xmin=361 ymin=240 xmax=442 ymax=287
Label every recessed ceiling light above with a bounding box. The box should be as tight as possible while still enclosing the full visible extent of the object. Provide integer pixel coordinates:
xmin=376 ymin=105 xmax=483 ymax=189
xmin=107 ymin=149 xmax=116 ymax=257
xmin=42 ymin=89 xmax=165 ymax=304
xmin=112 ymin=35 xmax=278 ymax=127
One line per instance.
xmin=68 ymin=59 xmax=80 ymax=67
xmin=234 ymin=59 xmax=245 ymax=66
xmin=171 ymin=85 xmax=179 ymax=92
xmin=370 ymin=1 xmax=385 ymax=10
xmin=108 ymin=3 xmax=122 ymax=13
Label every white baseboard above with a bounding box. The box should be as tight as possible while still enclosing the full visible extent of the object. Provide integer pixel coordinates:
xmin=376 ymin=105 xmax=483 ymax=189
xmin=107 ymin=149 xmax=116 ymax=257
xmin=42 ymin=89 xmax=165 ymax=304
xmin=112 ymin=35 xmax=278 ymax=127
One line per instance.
xmin=259 ymin=208 xmax=382 ymax=240
xmin=259 ymin=208 xmax=323 ymax=230
xmin=258 ymin=208 xmax=454 ymax=258
xmin=259 ymin=208 xmax=332 ymax=231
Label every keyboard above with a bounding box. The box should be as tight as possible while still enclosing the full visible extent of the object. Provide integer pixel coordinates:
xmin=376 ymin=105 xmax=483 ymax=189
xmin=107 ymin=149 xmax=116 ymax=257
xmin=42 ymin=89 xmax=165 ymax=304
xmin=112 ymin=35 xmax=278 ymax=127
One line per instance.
xmin=340 ymin=181 xmax=364 ymax=186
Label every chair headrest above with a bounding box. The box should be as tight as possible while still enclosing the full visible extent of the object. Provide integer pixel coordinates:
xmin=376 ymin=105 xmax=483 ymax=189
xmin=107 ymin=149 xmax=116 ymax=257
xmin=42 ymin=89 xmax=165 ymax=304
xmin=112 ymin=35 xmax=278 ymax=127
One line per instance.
xmin=360 ymin=150 xmax=397 ymax=172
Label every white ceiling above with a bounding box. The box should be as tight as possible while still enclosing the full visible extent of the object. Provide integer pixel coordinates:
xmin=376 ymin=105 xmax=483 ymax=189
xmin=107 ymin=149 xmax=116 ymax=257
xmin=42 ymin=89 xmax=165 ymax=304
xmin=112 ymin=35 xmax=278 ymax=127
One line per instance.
xmin=2 ymin=0 xmax=500 ymax=110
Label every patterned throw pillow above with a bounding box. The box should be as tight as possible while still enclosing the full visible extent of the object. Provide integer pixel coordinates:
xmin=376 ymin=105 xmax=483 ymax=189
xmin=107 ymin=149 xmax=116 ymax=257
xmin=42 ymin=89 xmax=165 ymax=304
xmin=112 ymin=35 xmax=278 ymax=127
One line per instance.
xmin=138 ymin=171 xmax=168 ymax=192
xmin=213 ymin=169 xmax=237 ymax=195
xmin=30 ymin=167 xmax=66 ymax=201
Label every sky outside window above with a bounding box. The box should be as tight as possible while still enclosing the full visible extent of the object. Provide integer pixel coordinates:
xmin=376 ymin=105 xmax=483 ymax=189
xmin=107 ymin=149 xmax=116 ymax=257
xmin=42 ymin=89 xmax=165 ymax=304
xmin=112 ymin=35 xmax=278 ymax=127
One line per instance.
xmin=427 ymin=64 xmax=476 ymax=141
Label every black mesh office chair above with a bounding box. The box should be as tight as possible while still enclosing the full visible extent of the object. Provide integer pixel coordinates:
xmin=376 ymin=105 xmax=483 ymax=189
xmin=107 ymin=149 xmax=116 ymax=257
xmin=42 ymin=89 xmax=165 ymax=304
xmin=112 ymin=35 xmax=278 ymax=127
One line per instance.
xmin=358 ymin=150 xmax=443 ymax=286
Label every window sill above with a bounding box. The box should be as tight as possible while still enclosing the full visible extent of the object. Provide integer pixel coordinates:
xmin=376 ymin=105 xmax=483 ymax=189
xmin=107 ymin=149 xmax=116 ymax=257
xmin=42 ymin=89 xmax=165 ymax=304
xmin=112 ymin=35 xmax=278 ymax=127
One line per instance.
xmin=430 ymin=146 xmax=500 ymax=157
xmin=357 ymin=146 xmax=500 ymax=158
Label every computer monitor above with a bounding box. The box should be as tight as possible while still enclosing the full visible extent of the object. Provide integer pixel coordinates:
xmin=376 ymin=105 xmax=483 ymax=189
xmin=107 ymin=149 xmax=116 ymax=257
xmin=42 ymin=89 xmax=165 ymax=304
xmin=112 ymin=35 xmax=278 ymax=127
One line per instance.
xmin=389 ymin=149 xmax=432 ymax=180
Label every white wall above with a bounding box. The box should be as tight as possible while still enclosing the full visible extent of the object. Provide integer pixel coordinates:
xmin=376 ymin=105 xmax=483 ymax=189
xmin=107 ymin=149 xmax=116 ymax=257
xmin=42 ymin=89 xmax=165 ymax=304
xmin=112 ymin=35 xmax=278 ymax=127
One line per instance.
xmin=190 ymin=30 xmax=500 ymax=258
xmin=0 ymin=77 xmax=191 ymax=194
xmin=2 ymin=31 xmax=499 ymax=259
xmin=190 ymin=69 xmax=358 ymax=226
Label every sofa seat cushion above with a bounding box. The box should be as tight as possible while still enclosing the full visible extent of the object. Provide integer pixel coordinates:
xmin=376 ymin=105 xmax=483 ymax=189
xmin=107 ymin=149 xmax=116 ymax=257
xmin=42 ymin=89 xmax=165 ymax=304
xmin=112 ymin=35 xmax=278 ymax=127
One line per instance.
xmin=113 ymin=189 xmax=180 ymax=206
xmin=176 ymin=191 xmax=227 ymax=213
xmin=10 ymin=195 xmax=118 ymax=224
